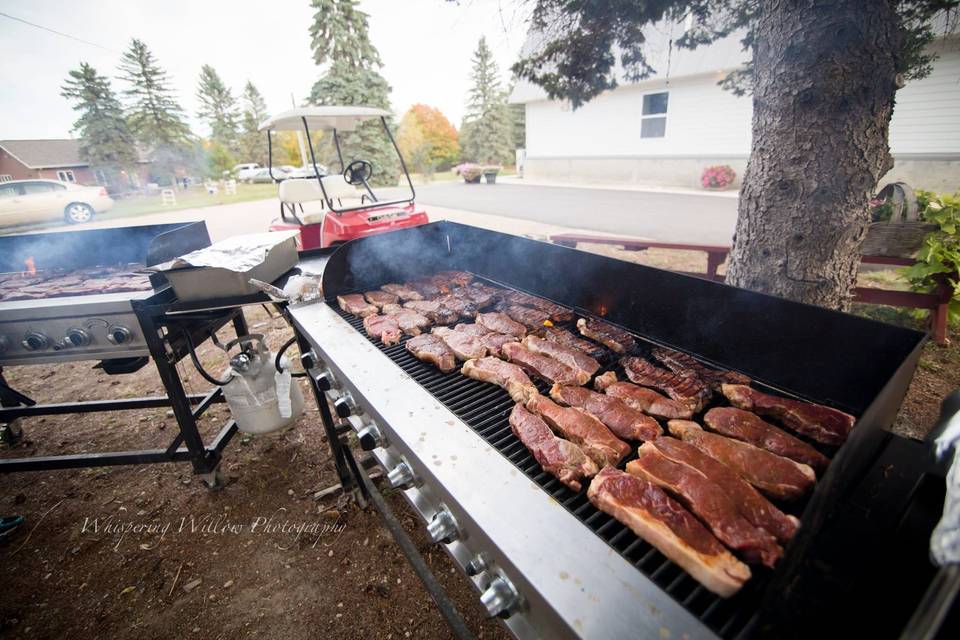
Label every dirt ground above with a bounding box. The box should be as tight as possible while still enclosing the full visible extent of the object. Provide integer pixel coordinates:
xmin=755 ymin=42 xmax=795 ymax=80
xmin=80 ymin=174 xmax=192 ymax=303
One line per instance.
xmin=1 ymin=258 xmax=955 ymax=640
xmin=0 ymin=307 xmax=507 ymax=640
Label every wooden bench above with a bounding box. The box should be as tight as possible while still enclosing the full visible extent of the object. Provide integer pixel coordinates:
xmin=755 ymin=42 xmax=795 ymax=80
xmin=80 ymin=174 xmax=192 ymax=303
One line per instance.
xmin=550 ymin=233 xmax=952 ymax=345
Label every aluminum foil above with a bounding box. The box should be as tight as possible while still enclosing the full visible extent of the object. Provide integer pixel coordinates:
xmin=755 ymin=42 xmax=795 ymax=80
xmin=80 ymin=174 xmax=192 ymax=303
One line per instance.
xmin=149 ymin=231 xmax=298 ymax=273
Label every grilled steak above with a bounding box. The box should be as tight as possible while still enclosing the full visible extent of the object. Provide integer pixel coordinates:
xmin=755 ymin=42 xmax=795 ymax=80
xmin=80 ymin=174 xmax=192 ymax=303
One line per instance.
xmin=479 ymin=332 xmax=519 ymax=357
xmin=381 ymin=306 xmax=431 ymax=336
xmin=403 ymin=300 xmax=458 ymax=325
xmin=476 ymin=312 xmax=526 ymax=337
xmin=538 ymin=326 xmax=607 ymax=360
xmin=704 ymin=407 xmax=830 ymax=473
xmin=509 ymin=404 xmax=599 ymax=492
xmin=452 ymin=285 xmax=496 ymax=309
xmin=362 ymin=314 xmax=402 ymax=346
xmin=595 ymin=375 xmax=694 ymax=419
xmin=435 ymin=270 xmax=474 ymax=288
xmin=431 ymin=326 xmax=487 ymax=360
xmin=337 ymin=293 xmax=378 ymax=317
xmin=380 ymin=283 xmax=423 ymax=301
xmin=405 ymin=278 xmax=442 ymax=298
xmin=405 ymin=334 xmax=456 ymax=372
xmin=668 ymin=421 xmax=816 ymax=501
xmin=721 ymin=384 xmax=855 ymax=446
xmin=461 ymin=357 xmax=538 ymax=404
xmin=652 ymin=347 xmax=752 ymax=390
xmin=549 ymin=384 xmax=661 ymax=441
xmin=588 ymin=467 xmax=750 ymax=598
xmin=652 ymin=437 xmax=800 ymax=544
xmin=501 ymin=290 xmax=573 ymax=322
xmin=364 ymin=290 xmax=400 ymax=309
xmin=435 ymin=294 xmax=478 ymax=319
xmin=628 ymin=444 xmax=783 ymax=567
xmin=526 ymin=395 xmax=629 ymax=467
xmin=497 ymin=303 xmax=551 ymax=330
xmin=453 ymin=322 xmax=489 ymax=337
xmin=523 ymin=335 xmax=600 ymax=381
xmin=577 ymin=317 xmax=636 ymax=354
xmin=622 ymin=357 xmax=712 ymax=413
xmin=502 ymin=342 xmax=586 ymax=386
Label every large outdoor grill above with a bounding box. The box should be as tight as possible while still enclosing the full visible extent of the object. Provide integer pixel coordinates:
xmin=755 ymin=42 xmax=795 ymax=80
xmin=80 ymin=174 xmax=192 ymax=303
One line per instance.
xmin=289 ymin=221 xmax=952 ymax=638
xmin=0 ymin=222 xmax=253 ymax=484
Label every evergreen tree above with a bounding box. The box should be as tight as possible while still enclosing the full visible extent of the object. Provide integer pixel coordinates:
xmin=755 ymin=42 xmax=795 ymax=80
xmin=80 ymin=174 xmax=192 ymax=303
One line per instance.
xmin=117 ymin=39 xmax=191 ymax=182
xmin=238 ymin=81 xmax=269 ymax=165
xmin=460 ymin=37 xmax=513 ymax=165
xmin=196 ymin=64 xmax=240 ymax=151
xmin=308 ymin=0 xmax=399 ymax=186
xmin=61 ymin=62 xmax=138 ymax=189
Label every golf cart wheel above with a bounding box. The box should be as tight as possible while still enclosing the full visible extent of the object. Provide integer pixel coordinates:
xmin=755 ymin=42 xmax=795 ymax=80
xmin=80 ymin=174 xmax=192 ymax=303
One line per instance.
xmin=65 ymin=202 xmax=95 ymax=224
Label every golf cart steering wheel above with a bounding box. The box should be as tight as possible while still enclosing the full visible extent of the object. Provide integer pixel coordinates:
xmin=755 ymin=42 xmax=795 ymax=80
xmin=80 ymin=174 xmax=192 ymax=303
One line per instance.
xmin=344 ymin=160 xmax=373 ymax=186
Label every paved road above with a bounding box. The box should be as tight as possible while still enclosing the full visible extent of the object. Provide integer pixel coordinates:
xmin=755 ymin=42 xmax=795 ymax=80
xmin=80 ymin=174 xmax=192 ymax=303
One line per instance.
xmin=393 ymin=183 xmax=739 ymax=245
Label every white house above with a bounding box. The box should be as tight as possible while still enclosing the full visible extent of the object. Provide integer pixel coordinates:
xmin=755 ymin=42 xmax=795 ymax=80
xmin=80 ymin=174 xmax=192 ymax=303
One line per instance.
xmin=509 ymin=21 xmax=960 ymax=192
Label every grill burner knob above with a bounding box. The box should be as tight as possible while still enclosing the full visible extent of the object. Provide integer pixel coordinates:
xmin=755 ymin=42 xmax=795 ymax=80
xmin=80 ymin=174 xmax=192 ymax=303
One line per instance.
xmin=480 ymin=575 xmax=520 ymax=619
xmin=21 ymin=332 xmax=51 ymax=351
xmin=301 ymin=350 xmax=319 ymax=370
xmin=386 ymin=461 xmax=414 ymax=489
xmin=356 ymin=424 xmax=385 ymax=450
xmin=65 ymin=328 xmax=92 ymax=347
xmin=334 ymin=393 xmax=357 ymax=418
xmin=106 ymin=326 xmax=132 ymax=345
xmin=426 ymin=507 xmax=459 ymax=544
xmin=314 ymin=369 xmax=337 ymax=391
xmin=465 ymin=553 xmax=490 ymax=577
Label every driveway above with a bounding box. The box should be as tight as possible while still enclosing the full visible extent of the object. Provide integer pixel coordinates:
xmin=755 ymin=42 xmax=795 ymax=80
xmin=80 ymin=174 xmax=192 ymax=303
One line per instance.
xmin=402 ymin=182 xmax=739 ymax=245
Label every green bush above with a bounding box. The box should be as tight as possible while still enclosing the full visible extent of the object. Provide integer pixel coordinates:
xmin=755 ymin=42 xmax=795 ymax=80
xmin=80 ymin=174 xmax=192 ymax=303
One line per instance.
xmin=901 ymin=190 xmax=960 ymax=322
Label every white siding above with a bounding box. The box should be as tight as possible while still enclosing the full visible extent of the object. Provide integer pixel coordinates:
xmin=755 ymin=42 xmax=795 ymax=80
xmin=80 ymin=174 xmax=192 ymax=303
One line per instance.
xmin=525 ymin=74 xmax=752 ymax=157
xmin=889 ymin=45 xmax=960 ymax=155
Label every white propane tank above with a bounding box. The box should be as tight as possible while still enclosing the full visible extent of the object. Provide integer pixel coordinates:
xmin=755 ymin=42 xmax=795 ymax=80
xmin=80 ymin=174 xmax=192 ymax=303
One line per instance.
xmin=222 ymin=335 xmax=304 ymax=434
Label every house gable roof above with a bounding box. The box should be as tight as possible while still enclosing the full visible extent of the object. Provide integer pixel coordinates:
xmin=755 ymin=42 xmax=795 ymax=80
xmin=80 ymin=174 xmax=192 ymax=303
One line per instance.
xmin=0 ymin=139 xmax=87 ymax=169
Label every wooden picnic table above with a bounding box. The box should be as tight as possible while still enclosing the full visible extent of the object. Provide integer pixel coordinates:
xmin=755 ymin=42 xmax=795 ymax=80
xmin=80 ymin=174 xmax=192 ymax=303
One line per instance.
xmin=550 ymin=233 xmax=952 ymax=345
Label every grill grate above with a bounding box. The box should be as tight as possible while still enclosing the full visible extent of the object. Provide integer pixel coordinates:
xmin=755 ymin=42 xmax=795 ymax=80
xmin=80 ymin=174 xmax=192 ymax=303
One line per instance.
xmin=331 ymin=301 xmax=769 ymax=638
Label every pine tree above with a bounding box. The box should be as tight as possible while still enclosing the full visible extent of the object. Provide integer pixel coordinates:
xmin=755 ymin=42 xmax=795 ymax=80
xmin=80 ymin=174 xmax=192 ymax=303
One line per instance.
xmin=196 ymin=64 xmax=240 ymax=151
xmin=308 ymin=0 xmax=399 ymax=186
xmin=61 ymin=62 xmax=138 ymax=189
xmin=461 ymin=37 xmax=513 ymax=165
xmin=238 ymin=81 xmax=269 ymax=165
xmin=117 ymin=39 xmax=192 ymax=183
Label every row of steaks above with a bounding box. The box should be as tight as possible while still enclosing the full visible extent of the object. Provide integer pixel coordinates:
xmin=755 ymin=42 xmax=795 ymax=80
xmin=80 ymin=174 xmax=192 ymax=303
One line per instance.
xmin=0 ymin=266 xmax=153 ymax=302
xmin=337 ymin=272 xmax=856 ymax=598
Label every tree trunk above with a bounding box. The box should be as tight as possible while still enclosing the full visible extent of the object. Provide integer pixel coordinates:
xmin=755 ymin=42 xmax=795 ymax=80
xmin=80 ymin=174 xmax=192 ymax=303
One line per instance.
xmin=725 ymin=0 xmax=903 ymax=309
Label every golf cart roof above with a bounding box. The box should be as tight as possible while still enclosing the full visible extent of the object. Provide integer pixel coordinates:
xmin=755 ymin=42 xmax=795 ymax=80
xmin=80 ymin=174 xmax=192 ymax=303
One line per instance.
xmin=258 ymin=106 xmax=391 ymax=132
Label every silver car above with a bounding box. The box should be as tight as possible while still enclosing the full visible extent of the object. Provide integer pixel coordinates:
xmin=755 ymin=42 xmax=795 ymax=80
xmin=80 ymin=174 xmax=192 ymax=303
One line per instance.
xmin=0 ymin=179 xmax=114 ymax=226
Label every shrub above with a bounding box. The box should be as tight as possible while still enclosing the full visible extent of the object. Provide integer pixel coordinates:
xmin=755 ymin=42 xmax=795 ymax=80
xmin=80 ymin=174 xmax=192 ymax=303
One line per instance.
xmin=700 ymin=165 xmax=737 ymax=189
xmin=901 ymin=190 xmax=960 ymax=322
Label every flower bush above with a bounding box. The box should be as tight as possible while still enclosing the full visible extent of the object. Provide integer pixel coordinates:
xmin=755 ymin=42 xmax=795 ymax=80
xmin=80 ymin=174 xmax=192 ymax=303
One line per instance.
xmin=700 ymin=165 xmax=737 ymax=189
xmin=454 ymin=162 xmax=483 ymax=182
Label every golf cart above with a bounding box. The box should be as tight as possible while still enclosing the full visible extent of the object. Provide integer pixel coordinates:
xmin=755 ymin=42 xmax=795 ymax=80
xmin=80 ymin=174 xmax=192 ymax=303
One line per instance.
xmin=258 ymin=106 xmax=429 ymax=250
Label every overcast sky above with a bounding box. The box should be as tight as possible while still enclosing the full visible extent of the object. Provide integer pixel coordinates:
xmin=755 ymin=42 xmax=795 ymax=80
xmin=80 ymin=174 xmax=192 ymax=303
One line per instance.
xmin=0 ymin=0 xmax=531 ymax=140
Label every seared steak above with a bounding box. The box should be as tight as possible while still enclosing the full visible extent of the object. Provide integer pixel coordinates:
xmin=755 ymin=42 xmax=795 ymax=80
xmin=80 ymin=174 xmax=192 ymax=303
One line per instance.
xmin=595 ymin=375 xmax=693 ymax=420
xmin=435 ymin=294 xmax=478 ymax=319
xmin=523 ymin=335 xmax=600 ymax=381
xmin=461 ymin=357 xmax=538 ymax=404
xmin=526 ymin=395 xmax=629 ymax=467
xmin=364 ymin=290 xmax=400 ymax=309
xmin=453 ymin=322 xmax=490 ymax=337
xmin=380 ymin=283 xmax=423 ymax=301
xmin=405 ymin=334 xmax=456 ymax=372
xmin=502 ymin=290 xmax=573 ymax=322
xmin=362 ymin=314 xmax=402 ymax=346
xmin=704 ymin=407 xmax=829 ymax=473
xmin=403 ymin=300 xmax=458 ymax=325
xmin=588 ymin=467 xmax=750 ymax=598
xmin=721 ymin=384 xmax=855 ymax=446
xmin=628 ymin=444 xmax=783 ymax=568
xmin=538 ymin=326 xmax=607 ymax=360
xmin=337 ymin=293 xmax=378 ymax=317
xmin=497 ymin=303 xmax=551 ymax=330
xmin=549 ymin=384 xmax=661 ymax=441
xmin=476 ymin=312 xmax=527 ymax=337
xmin=381 ymin=306 xmax=431 ymax=336
xmin=577 ymin=318 xmax=636 ymax=354
xmin=431 ymin=326 xmax=486 ymax=360
xmin=622 ymin=357 xmax=712 ymax=413
xmin=502 ymin=342 xmax=586 ymax=386
xmin=509 ymin=404 xmax=599 ymax=493
xmin=479 ymin=332 xmax=519 ymax=358
xmin=652 ymin=346 xmax=751 ymax=390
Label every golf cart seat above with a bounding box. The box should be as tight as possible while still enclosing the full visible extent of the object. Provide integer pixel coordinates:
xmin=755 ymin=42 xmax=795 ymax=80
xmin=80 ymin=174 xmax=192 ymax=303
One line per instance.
xmin=278 ymin=175 xmax=364 ymax=224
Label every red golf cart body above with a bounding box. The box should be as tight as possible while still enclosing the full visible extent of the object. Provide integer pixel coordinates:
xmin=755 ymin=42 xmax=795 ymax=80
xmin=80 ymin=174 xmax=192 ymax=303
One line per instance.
xmin=258 ymin=106 xmax=429 ymax=250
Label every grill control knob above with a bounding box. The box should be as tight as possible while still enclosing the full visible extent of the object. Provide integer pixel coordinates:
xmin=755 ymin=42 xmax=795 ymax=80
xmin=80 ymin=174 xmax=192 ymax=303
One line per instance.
xmin=333 ymin=393 xmax=356 ymax=418
xmin=65 ymin=328 xmax=92 ymax=347
xmin=300 ymin=350 xmax=319 ymax=370
xmin=356 ymin=424 xmax=385 ymax=451
xmin=106 ymin=325 xmax=132 ymax=345
xmin=313 ymin=369 xmax=336 ymax=391
xmin=465 ymin=553 xmax=491 ymax=577
xmin=480 ymin=575 xmax=521 ymax=618
xmin=0 ymin=336 xmax=9 ymax=353
xmin=21 ymin=331 xmax=51 ymax=351
xmin=426 ymin=507 xmax=459 ymax=544
xmin=386 ymin=461 xmax=414 ymax=489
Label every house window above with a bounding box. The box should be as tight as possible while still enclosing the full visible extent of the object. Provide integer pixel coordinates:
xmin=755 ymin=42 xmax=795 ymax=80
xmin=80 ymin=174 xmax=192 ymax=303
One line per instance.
xmin=94 ymin=168 xmax=108 ymax=185
xmin=0 ymin=174 xmax=12 ymax=183
xmin=641 ymin=91 xmax=669 ymax=138
xmin=57 ymin=170 xmax=76 ymax=183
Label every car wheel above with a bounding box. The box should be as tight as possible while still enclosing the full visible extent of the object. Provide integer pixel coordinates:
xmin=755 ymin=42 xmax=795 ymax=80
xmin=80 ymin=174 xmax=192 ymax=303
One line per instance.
xmin=65 ymin=203 xmax=95 ymax=224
